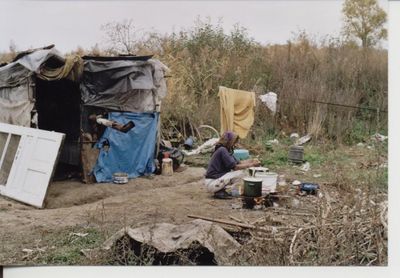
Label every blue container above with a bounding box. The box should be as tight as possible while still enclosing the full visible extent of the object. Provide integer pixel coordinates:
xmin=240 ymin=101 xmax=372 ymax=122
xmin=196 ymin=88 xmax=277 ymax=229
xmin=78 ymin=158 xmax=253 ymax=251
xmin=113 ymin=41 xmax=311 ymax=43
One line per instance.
xmin=233 ymin=149 xmax=250 ymax=160
xmin=183 ymin=136 xmax=194 ymax=150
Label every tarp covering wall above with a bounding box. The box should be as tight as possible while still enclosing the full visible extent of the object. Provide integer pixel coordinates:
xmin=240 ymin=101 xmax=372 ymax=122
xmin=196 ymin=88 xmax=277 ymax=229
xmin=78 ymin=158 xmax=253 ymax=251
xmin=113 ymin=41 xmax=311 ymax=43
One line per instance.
xmin=0 ymin=83 xmax=34 ymax=127
xmin=0 ymin=63 xmax=31 ymax=88
xmin=80 ymin=59 xmax=168 ymax=112
xmin=92 ymin=112 xmax=159 ymax=182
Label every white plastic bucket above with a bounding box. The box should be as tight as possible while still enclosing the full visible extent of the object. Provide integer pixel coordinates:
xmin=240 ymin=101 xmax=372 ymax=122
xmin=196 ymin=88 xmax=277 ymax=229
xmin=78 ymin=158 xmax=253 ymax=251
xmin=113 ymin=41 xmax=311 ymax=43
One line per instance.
xmin=255 ymin=172 xmax=278 ymax=195
xmin=248 ymin=167 xmax=269 ymax=177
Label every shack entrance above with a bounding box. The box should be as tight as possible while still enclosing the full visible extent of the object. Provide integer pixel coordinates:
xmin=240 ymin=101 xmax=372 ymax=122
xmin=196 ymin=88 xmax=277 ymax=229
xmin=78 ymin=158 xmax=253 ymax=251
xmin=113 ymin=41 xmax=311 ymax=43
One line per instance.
xmin=35 ymin=78 xmax=82 ymax=178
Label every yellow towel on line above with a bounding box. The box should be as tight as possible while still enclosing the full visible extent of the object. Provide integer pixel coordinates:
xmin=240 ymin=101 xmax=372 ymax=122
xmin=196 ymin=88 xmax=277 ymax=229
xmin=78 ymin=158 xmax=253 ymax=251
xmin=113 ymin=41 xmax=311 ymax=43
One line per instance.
xmin=218 ymin=86 xmax=256 ymax=139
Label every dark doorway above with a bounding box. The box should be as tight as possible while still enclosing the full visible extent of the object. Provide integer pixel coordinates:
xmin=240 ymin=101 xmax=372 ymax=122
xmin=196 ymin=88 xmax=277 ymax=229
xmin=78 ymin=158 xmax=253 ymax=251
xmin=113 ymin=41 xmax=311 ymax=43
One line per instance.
xmin=35 ymin=78 xmax=82 ymax=179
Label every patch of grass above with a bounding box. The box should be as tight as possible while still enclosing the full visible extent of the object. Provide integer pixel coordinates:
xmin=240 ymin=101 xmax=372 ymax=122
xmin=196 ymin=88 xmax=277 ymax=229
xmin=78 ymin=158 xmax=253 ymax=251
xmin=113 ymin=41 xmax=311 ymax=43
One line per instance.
xmin=39 ymin=227 xmax=105 ymax=265
xmin=261 ymin=146 xmax=288 ymax=168
xmin=303 ymin=146 xmax=326 ymax=165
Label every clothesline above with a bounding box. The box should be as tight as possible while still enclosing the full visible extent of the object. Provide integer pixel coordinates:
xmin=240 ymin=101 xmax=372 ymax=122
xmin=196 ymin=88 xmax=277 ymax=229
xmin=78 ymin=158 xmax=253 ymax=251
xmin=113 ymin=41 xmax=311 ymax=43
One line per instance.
xmin=278 ymin=97 xmax=388 ymax=113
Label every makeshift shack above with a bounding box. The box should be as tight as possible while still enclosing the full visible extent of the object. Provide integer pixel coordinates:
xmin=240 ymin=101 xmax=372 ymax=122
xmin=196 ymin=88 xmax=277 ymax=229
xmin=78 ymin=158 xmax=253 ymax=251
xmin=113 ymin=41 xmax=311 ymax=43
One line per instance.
xmin=0 ymin=45 xmax=169 ymax=207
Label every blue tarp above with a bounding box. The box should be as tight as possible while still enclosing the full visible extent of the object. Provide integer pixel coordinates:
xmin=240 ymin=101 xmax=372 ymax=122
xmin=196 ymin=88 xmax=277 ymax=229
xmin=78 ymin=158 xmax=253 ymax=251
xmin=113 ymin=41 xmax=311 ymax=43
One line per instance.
xmin=92 ymin=112 xmax=159 ymax=182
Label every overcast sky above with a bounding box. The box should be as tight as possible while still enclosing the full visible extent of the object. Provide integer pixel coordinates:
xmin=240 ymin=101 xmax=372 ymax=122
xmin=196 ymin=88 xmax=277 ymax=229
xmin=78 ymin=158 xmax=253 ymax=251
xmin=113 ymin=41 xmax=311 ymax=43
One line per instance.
xmin=0 ymin=0 xmax=389 ymax=54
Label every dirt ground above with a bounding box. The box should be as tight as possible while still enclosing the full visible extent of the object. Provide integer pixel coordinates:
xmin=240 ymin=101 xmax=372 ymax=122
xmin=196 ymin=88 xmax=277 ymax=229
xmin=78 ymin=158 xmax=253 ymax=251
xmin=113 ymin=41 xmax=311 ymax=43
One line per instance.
xmin=0 ymin=166 xmax=271 ymax=265
xmin=0 ymin=142 xmax=388 ymax=265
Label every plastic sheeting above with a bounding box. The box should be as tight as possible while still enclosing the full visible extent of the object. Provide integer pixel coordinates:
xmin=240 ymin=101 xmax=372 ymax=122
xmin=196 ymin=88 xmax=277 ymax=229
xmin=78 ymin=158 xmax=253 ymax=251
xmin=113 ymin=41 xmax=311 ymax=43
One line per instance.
xmin=92 ymin=112 xmax=159 ymax=182
xmin=102 ymin=219 xmax=241 ymax=265
xmin=259 ymin=92 xmax=277 ymax=114
xmin=0 ymin=83 xmax=34 ymax=126
xmin=80 ymin=59 xmax=168 ymax=112
xmin=0 ymin=63 xmax=32 ymax=88
xmin=0 ymin=48 xmax=82 ymax=88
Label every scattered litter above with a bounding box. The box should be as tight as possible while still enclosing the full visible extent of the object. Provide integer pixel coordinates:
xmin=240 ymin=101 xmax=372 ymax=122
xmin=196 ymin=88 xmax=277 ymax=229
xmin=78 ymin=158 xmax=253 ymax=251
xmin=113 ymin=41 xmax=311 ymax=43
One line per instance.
xmin=182 ymin=138 xmax=219 ymax=156
xmin=183 ymin=136 xmax=194 ymax=150
xmin=70 ymin=232 xmax=89 ymax=238
xmin=379 ymin=162 xmax=388 ymax=168
xmin=277 ymin=175 xmax=287 ymax=186
xmin=297 ymin=134 xmax=312 ymax=145
xmin=290 ymin=133 xmax=299 ymax=142
xmin=298 ymin=183 xmax=320 ymax=195
xmin=161 ymin=139 xmax=173 ymax=148
xmin=356 ymin=142 xmax=365 ymax=147
xmin=267 ymin=139 xmax=279 ymax=145
xmin=372 ymin=133 xmax=388 ymax=142
xmin=22 ymin=247 xmax=47 ymax=260
xmin=81 ymin=248 xmax=96 ymax=259
xmin=291 ymin=198 xmax=300 ymax=208
xmin=231 ymin=203 xmax=242 ymax=210
xmin=313 ymin=174 xmax=322 ymax=178
xmin=367 ymin=146 xmax=374 ymax=150
xmin=259 ymin=92 xmax=277 ymax=114
xmin=292 ymin=180 xmax=302 ymax=186
xmin=300 ymin=162 xmax=310 ymax=172
xmin=112 ymin=172 xmax=128 ymax=184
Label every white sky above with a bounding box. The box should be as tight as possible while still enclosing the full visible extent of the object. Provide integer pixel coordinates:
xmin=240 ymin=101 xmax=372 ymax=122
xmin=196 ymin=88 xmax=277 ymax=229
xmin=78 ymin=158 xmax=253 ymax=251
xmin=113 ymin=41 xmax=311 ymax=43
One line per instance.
xmin=0 ymin=0 xmax=389 ymax=53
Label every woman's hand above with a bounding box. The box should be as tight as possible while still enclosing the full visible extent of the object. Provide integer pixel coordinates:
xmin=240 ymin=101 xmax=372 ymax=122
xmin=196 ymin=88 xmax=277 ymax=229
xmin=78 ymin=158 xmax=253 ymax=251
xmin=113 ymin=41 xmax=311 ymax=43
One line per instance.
xmin=252 ymin=158 xmax=261 ymax=167
xmin=234 ymin=158 xmax=261 ymax=170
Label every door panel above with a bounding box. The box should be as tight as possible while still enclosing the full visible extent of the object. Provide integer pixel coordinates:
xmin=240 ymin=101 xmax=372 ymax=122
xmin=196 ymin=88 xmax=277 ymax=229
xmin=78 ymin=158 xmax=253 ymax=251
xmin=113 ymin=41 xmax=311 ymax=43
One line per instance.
xmin=0 ymin=123 xmax=65 ymax=208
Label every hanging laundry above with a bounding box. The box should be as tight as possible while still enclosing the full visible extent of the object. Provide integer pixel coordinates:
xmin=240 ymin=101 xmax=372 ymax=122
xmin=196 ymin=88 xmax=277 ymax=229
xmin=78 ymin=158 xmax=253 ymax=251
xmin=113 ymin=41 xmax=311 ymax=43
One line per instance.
xmin=218 ymin=86 xmax=256 ymax=139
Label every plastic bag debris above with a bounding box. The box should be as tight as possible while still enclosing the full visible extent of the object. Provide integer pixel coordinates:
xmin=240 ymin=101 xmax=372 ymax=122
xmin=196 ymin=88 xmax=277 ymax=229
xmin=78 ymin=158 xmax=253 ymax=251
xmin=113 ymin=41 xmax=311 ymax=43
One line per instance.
xmin=297 ymin=134 xmax=312 ymax=145
xmin=300 ymin=162 xmax=310 ymax=172
xmin=259 ymin=92 xmax=277 ymax=114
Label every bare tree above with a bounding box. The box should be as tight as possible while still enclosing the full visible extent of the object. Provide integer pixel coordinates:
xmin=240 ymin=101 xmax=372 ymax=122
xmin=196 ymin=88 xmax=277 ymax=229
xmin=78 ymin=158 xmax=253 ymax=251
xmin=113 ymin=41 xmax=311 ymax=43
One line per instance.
xmin=101 ymin=19 xmax=140 ymax=55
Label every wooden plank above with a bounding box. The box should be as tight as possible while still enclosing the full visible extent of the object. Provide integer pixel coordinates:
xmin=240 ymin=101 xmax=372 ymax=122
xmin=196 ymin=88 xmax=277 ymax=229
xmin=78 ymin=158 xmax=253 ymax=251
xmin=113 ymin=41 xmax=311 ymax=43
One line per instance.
xmin=188 ymin=214 xmax=255 ymax=229
xmin=80 ymin=133 xmax=99 ymax=184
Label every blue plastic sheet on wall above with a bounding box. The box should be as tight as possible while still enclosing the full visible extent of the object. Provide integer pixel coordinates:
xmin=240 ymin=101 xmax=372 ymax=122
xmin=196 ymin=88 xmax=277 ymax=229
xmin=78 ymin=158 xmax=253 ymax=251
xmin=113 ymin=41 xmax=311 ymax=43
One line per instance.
xmin=92 ymin=112 xmax=159 ymax=183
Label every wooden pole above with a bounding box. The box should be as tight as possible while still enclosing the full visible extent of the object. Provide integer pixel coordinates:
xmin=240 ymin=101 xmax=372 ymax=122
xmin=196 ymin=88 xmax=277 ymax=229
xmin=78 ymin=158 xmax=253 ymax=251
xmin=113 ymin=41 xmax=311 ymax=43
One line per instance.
xmin=188 ymin=214 xmax=255 ymax=229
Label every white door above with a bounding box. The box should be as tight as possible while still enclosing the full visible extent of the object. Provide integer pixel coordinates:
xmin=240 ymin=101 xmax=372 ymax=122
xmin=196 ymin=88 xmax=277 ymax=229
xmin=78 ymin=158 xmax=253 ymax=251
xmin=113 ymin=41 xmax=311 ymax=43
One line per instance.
xmin=0 ymin=122 xmax=65 ymax=208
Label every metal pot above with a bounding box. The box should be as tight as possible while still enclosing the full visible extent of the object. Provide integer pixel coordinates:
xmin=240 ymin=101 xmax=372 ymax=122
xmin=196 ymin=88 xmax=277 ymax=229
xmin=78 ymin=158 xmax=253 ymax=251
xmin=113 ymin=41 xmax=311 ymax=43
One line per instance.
xmin=113 ymin=172 xmax=128 ymax=184
xmin=243 ymin=177 xmax=262 ymax=197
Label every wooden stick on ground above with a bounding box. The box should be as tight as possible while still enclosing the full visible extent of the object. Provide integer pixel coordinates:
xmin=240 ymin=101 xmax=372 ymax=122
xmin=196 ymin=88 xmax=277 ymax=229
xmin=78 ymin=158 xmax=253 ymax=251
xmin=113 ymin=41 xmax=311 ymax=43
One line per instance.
xmin=229 ymin=215 xmax=245 ymax=223
xmin=188 ymin=214 xmax=255 ymax=229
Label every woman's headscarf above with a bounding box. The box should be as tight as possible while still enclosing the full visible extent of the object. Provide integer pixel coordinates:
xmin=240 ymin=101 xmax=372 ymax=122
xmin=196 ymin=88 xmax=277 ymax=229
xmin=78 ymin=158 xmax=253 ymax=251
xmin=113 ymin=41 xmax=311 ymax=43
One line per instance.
xmin=214 ymin=131 xmax=238 ymax=153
